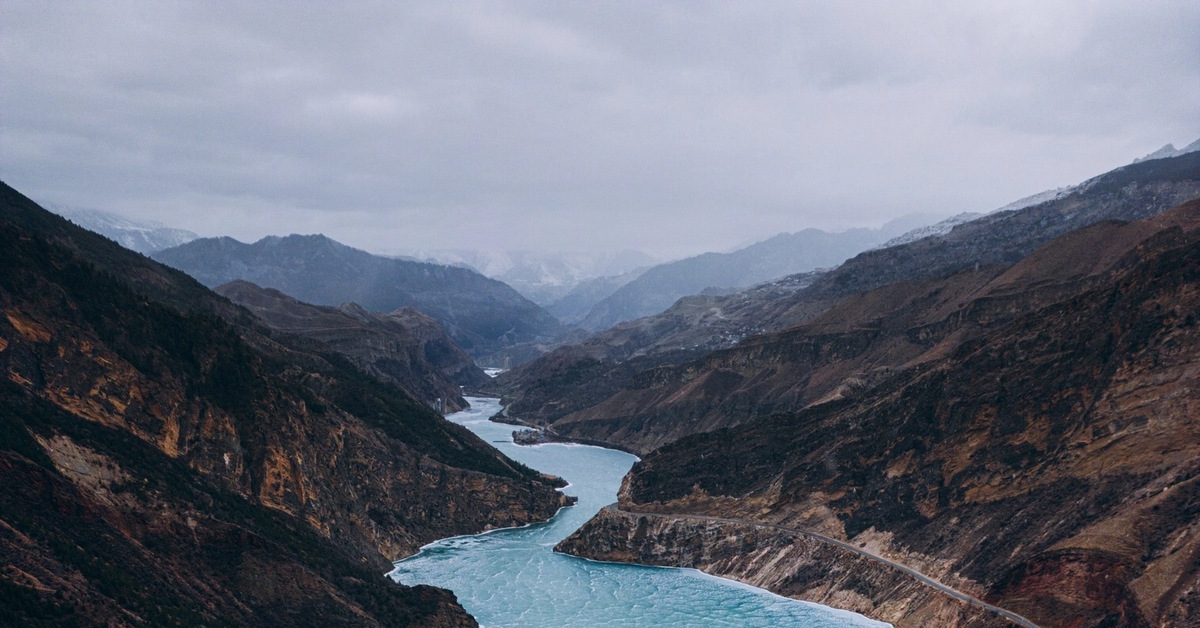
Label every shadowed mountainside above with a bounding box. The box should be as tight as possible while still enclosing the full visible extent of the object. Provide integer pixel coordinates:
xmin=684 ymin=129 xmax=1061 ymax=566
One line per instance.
xmin=560 ymin=199 xmax=1200 ymax=627
xmin=215 ymin=280 xmax=488 ymax=413
xmin=153 ymin=234 xmax=565 ymax=363
xmin=0 ymin=181 xmax=571 ymax=626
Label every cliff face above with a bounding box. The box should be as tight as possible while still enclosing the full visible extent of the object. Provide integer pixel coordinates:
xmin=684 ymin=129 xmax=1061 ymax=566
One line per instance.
xmin=215 ymin=280 xmax=487 ymax=412
xmin=0 ymin=182 xmax=570 ymax=625
xmin=558 ymin=508 xmax=1019 ymax=628
xmin=499 ymin=151 xmax=1200 ymax=455
xmin=561 ymin=200 xmax=1200 ymax=627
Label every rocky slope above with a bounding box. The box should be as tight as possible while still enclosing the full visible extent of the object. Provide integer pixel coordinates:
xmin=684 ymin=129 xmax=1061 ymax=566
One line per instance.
xmin=152 ymin=234 xmax=565 ymax=362
xmin=0 ymin=181 xmax=571 ymax=626
xmin=215 ymin=280 xmax=487 ymax=413
xmin=496 ymin=148 xmax=1200 ymax=454
xmin=560 ymin=199 xmax=1200 ymax=627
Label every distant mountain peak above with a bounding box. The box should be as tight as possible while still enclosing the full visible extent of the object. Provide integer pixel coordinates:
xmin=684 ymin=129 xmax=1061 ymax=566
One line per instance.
xmin=48 ymin=205 xmax=198 ymax=254
xmin=1132 ymin=137 xmax=1200 ymax=163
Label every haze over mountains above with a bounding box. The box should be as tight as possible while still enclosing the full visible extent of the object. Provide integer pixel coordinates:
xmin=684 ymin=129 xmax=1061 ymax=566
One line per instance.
xmin=152 ymin=234 xmax=565 ymax=364
xmin=493 ymin=146 xmax=1200 ymax=455
xmin=50 ymin=206 xmax=199 ymax=254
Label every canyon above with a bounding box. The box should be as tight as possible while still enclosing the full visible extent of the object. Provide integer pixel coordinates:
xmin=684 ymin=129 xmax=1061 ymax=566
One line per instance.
xmin=558 ymin=198 xmax=1200 ymax=627
xmin=0 ymin=182 xmax=570 ymax=626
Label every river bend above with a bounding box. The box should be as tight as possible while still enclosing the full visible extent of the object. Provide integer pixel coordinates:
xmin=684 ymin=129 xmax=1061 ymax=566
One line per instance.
xmin=389 ymin=397 xmax=888 ymax=627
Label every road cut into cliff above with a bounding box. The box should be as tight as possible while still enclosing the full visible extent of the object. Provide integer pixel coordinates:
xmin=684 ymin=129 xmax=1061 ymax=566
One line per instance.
xmin=557 ymin=505 xmax=1038 ymax=628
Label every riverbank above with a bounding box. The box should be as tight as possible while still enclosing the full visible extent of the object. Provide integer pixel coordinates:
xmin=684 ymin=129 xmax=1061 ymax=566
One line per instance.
xmin=557 ymin=505 xmax=1033 ymax=628
xmin=390 ymin=397 xmax=887 ymax=627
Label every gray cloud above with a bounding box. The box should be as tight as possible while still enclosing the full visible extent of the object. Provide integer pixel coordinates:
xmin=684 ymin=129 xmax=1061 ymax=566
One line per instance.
xmin=2 ymin=1 xmax=1198 ymax=258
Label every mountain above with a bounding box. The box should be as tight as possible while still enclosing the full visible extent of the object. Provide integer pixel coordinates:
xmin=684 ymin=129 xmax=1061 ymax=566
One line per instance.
xmin=214 ymin=280 xmax=489 ymax=413
xmin=0 ymin=181 xmax=570 ymax=625
xmin=544 ymin=267 xmax=650 ymax=326
xmin=559 ymin=197 xmax=1200 ymax=627
xmin=575 ymin=225 xmax=904 ymax=331
xmin=875 ymin=212 xmax=982 ymax=249
xmin=49 ymin=206 xmax=198 ymax=254
xmin=494 ymin=148 xmax=1200 ymax=455
xmin=1132 ymin=138 xmax=1200 ymax=163
xmin=152 ymin=234 xmax=565 ymax=363
xmin=406 ymin=249 xmax=657 ymax=306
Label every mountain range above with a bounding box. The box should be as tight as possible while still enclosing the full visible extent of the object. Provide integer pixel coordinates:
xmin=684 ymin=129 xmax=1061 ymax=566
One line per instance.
xmin=0 ymin=181 xmax=570 ymax=626
xmin=152 ymin=234 xmax=565 ymax=364
xmin=560 ymin=196 xmax=1200 ymax=627
xmin=406 ymin=248 xmax=657 ymax=307
xmin=572 ymin=217 xmax=933 ymax=331
xmin=491 ymin=149 xmax=1200 ymax=459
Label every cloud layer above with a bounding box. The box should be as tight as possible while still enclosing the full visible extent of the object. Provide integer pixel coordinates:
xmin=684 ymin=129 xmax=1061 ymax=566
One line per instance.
xmin=3 ymin=1 xmax=1198 ymax=257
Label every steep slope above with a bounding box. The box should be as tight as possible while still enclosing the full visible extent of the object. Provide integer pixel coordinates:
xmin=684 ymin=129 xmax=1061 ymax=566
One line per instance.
xmin=497 ymin=149 xmax=1200 ymax=452
xmin=577 ymin=226 xmax=893 ymax=331
xmin=560 ymin=199 xmax=1200 ymax=627
xmin=214 ymin=280 xmax=488 ymax=413
xmin=0 ymin=181 xmax=571 ymax=625
xmin=152 ymin=234 xmax=565 ymax=362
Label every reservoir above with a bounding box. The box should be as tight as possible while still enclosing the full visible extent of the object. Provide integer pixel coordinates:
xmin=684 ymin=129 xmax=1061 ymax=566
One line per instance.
xmin=389 ymin=397 xmax=887 ymax=627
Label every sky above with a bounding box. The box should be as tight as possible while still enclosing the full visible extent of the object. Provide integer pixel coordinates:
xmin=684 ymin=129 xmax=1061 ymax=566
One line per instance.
xmin=2 ymin=1 xmax=1198 ymax=260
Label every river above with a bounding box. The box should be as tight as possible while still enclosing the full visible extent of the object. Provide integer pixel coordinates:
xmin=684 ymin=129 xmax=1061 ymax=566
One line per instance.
xmin=389 ymin=397 xmax=888 ymax=627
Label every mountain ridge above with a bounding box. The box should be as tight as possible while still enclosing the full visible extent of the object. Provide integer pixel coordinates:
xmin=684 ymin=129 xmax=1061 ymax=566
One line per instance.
xmin=152 ymin=233 xmax=565 ymax=364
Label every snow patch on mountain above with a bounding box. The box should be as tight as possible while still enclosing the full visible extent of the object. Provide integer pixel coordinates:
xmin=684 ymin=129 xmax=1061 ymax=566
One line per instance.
xmin=50 ymin=206 xmax=198 ymax=254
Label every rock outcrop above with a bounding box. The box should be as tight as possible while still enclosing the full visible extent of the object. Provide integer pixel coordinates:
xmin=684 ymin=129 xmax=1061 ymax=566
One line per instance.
xmin=560 ymin=199 xmax=1200 ymax=627
xmin=0 ymin=181 xmax=571 ymax=626
xmin=559 ymin=507 xmax=1021 ymax=627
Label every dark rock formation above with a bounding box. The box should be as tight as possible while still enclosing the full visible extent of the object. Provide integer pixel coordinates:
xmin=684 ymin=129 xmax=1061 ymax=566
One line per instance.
xmin=0 ymin=181 xmax=571 ymax=626
xmin=152 ymin=233 xmax=565 ymax=361
xmin=562 ymin=199 xmax=1200 ymax=627
xmin=215 ymin=280 xmax=487 ymax=412
xmin=498 ymin=149 xmax=1200 ymax=455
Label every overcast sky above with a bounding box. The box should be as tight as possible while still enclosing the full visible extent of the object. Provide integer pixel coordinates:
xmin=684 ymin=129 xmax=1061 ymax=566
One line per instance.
xmin=2 ymin=1 xmax=1198 ymax=259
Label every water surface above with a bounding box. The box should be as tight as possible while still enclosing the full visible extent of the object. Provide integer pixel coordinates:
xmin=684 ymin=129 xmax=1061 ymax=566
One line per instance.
xmin=389 ymin=397 xmax=888 ymax=627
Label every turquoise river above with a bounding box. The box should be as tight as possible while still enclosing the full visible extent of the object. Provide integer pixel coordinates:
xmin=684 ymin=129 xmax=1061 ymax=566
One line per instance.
xmin=389 ymin=397 xmax=889 ymax=627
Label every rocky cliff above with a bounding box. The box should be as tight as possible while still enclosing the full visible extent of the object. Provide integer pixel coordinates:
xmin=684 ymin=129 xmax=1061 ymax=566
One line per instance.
xmin=560 ymin=199 xmax=1200 ymax=627
xmin=0 ymin=181 xmax=571 ymax=625
xmin=497 ymin=149 xmax=1200 ymax=455
xmin=559 ymin=507 xmax=1022 ymax=627
xmin=215 ymin=280 xmax=487 ymax=412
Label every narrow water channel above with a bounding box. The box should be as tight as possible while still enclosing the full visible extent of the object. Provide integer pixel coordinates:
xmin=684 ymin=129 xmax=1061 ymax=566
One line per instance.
xmin=389 ymin=397 xmax=889 ymax=628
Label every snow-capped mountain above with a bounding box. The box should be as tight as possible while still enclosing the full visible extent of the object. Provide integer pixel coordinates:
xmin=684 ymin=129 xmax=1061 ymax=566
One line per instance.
xmin=49 ymin=206 xmax=198 ymax=254
xmin=876 ymin=212 xmax=983 ymax=249
xmin=1132 ymin=138 xmax=1200 ymax=163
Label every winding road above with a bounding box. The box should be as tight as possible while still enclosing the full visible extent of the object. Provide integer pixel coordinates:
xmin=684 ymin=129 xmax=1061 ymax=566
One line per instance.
xmin=605 ymin=504 xmax=1041 ymax=628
